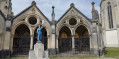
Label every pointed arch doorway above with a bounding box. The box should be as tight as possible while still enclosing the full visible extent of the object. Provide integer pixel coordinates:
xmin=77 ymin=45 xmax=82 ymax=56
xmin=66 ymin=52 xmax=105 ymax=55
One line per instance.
xmin=75 ymin=25 xmax=90 ymax=54
xmin=58 ymin=26 xmax=72 ymax=54
xmin=13 ymin=24 xmax=30 ymax=55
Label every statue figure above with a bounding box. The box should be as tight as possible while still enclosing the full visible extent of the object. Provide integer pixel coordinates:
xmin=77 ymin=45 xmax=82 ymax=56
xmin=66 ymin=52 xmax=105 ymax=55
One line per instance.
xmin=37 ymin=26 xmax=42 ymax=41
xmin=37 ymin=20 xmax=44 ymax=41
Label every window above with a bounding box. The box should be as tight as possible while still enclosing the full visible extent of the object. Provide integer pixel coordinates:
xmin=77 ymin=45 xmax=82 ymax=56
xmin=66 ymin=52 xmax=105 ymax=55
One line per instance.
xmin=107 ymin=2 xmax=113 ymax=29
xmin=69 ymin=18 xmax=77 ymax=25
xmin=28 ymin=17 xmax=37 ymax=25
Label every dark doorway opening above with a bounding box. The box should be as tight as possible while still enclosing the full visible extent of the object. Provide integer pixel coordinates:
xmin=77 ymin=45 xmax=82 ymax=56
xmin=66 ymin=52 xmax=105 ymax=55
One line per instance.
xmin=75 ymin=25 xmax=90 ymax=54
xmin=13 ymin=24 xmax=30 ymax=55
xmin=58 ymin=26 xmax=72 ymax=54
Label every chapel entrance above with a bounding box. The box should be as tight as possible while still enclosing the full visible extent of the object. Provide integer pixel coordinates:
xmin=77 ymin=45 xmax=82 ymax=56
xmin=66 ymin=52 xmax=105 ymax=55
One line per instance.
xmin=34 ymin=27 xmax=47 ymax=50
xmin=75 ymin=25 xmax=90 ymax=54
xmin=58 ymin=26 xmax=72 ymax=54
xmin=13 ymin=24 xmax=30 ymax=55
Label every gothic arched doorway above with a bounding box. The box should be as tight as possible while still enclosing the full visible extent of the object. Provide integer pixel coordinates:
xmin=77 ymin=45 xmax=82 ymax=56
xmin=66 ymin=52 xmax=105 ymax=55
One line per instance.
xmin=75 ymin=25 xmax=90 ymax=54
xmin=58 ymin=26 xmax=72 ymax=54
xmin=34 ymin=27 xmax=47 ymax=50
xmin=13 ymin=24 xmax=30 ymax=55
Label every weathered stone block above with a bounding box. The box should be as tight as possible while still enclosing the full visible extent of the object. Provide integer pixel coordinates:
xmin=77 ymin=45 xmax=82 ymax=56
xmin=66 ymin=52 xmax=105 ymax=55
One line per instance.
xmin=28 ymin=41 xmax=49 ymax=59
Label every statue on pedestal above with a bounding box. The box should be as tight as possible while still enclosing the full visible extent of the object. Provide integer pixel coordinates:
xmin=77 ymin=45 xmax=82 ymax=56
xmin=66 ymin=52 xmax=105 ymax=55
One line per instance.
xmin=28 ymin=20 xmax=49 ymax=59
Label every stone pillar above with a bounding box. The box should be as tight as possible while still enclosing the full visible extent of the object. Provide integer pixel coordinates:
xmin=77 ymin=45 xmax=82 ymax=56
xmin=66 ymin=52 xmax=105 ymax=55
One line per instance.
xmin=48 ymin=22 xmax=56 ymax=55
xmin=48 ymin=34 xmax=56 ymax=55
xmin=72 ymin=35 xmax=75 ymax=54
xmin=97 ymin=25 xmax=104 ymax=56
xmin=91 ymin=1 xmax=100 ymax=56
xmin=56 ymin=35 xmax=59 ymax=54
xmin=48 ymin=5 xmax=56 ymax=55
xmin=49 ymin=34 xmax=56 ymax=55
xmin=51 ymin=34 xmax=55 ymax=49
xmin=0 ymin=11 xmax=12 ymax=57
xmin=3 ymin=19 xmax=12 ymax=57
xmin=47 ymin=35 xmax=50 ymax=49
xmin=9 ymin=34 xmax=14 ymax=51
xmin=117 ymin=25 xmax=119 ymax=47
xmin=0 ymin=33 xmax=3 ymax=50
xmin=3 ymin=31 xmax=11 ymax=57
xmin=91 ymin=23 xmax=99 ymax=56
xmin=30 ymin=35 xmax=34 ymax=50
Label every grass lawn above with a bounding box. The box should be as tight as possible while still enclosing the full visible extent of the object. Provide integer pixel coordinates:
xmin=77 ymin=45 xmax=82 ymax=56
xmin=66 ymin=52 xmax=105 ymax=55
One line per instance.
xmin=0 ymin=47 xmax=119 ymax=59
xmin=0 ymin=55 xmax=97 ymax=59
xmin=0 ymin=56 xmax=28 ymax=59
xmin=104 ymin=47 xmax=119 ymax=58
xmin=49 ymin=55 xmax=98 ymax=59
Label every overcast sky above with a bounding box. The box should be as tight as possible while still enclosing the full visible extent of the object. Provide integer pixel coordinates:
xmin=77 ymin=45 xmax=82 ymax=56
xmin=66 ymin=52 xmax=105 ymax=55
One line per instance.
xmin=11 ymin=0 xmax=101 ymax=21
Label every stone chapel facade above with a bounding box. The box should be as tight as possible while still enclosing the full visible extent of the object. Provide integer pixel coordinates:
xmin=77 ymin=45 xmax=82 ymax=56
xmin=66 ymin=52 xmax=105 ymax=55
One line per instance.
xmin=0 ymin=0 xmax=118 ymax=57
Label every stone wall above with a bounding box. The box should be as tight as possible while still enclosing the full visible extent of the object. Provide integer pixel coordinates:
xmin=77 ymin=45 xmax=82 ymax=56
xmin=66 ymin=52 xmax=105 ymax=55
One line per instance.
xmin=100 ymin=0 xmax=119 ymax=47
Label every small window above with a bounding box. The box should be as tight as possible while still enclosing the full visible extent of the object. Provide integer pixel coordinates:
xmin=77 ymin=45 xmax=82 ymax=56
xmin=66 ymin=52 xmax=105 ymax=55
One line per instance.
xmin=28 ymin=17 xmax=37 ymax=25
xmin=69 ymin=18 xmax=77 ymax=25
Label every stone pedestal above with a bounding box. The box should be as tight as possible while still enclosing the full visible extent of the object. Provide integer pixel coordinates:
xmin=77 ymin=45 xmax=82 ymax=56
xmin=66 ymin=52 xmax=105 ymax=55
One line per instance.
xmin=28 ymin=41 xmax=49 ymax=59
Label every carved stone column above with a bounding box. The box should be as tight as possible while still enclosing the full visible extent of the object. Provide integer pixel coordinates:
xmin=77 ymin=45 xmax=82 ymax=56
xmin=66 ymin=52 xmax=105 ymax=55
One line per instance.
xmin=56 ymin=35 xmax=59 ymax=54
xmin=91 ymin=23 xmax=99 ymax=56
xmin=30 ymin=35 xmax=34 ymax=50
xmin=47 ymin=35 xmax=50 ymax=49
xmin=72 ymin=35 xmax=75 ymax=54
